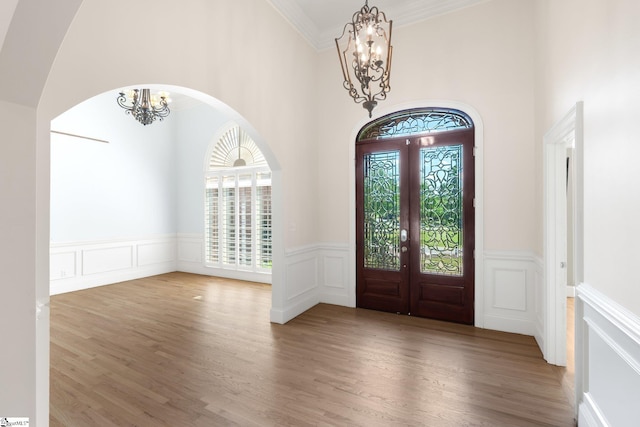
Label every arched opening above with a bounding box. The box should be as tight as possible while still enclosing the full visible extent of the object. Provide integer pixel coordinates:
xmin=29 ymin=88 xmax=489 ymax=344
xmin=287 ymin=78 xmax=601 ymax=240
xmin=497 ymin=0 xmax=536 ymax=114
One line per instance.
xmin=49 ymin=85 xmax=281 ymax=299
xmin=348 ymin=101 xmax=484 ymax=326
xmin=354 ymin=107 xmax=475 ymax=324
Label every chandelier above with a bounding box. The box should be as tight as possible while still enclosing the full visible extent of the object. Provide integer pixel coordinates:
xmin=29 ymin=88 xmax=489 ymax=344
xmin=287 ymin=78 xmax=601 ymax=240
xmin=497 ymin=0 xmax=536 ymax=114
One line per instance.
xmin=117 ymin=89 xmax=170 ymax=126
xmin=335 ymin=0 xmax=393 ymax=118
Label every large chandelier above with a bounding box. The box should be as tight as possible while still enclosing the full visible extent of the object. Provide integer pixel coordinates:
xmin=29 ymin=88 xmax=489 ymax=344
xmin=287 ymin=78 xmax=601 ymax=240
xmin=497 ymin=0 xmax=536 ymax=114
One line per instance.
xmin=335 ymin=0 xmax=393 ymax=118
xmin=117 ymin=89 xmax=170 ymax=126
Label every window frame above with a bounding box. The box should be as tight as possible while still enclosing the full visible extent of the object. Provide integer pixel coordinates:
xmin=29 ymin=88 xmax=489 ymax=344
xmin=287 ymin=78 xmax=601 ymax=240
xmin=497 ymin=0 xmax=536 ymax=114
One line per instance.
xmin=204 ymin=165 xmax=272 ymax=274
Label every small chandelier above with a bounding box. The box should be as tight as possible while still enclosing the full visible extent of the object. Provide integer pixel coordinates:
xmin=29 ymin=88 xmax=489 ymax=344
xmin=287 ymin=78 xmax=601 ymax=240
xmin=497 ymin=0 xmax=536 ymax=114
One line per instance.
xmin=117 ymin=89 xmax=170 ymax=126
xmin=335 ymin=0 xmax=393 ymax=118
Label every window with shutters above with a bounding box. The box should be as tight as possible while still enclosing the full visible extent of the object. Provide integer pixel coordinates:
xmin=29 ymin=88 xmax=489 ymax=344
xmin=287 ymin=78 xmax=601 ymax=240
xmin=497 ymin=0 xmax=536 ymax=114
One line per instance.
xmin=205 ymin=125 xmax=272 ymax=273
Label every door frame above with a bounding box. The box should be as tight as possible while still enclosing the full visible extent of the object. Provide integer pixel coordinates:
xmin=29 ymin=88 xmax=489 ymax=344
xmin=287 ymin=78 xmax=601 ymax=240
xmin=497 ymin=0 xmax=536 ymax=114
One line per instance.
xmin=543 ymin=101 xmax=584 ymax=366
xmin=348 ymin=100 xmax=485 ymax=326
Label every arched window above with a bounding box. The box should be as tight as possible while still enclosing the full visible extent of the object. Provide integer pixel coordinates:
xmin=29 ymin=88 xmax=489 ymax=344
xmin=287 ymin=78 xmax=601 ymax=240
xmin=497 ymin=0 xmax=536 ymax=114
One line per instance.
xmin=357 ymin=108 xmax=473 ymax=141
xmin=205 ymin=125 xmax=272 ymax=273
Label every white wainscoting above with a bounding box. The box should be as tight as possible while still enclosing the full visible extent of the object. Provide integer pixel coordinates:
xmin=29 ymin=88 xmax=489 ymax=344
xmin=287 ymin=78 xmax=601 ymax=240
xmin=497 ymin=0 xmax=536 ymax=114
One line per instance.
xmin=280 ymin=245 xmax=320 ymax=322
xmin=273 ymin=243 xmax=351 ymax=323
xmin=318 ymin=243 xmax=350 ymax=307
xmin=176 ymin=233 xmax=272 ymax=284
xmin=483 ymin=251 xmax=542 ymax=337
xmin=577 ymin=283 xmax=640 ymax=427
xmin=50 ymin=235 xmax=177 ymax=295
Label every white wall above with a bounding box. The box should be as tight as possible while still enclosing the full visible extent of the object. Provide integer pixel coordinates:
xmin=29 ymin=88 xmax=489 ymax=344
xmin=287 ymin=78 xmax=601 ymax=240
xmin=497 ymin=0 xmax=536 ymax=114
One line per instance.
xmin=536 ymin=0 xmax=640 ymax=424
xmin=175 ymin=103 xmax=228 ymax=235
xmin=50 ymin=93 xmax=176 ymax=242
xmin=536 ymin=0 xmax=640 ymax=321
xmin=0 ymin=0 xmax=83 ymax=423
xmin=0 ymin=100 xmax=37 ymax=422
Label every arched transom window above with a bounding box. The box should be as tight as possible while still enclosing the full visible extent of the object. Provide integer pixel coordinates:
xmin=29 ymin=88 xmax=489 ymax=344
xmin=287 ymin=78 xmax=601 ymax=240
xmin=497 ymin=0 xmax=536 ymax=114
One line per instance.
xmin=357 ymin=108 xmax=473 ymax=141
xmin=205 ymin=125 xmax=272 ymax=273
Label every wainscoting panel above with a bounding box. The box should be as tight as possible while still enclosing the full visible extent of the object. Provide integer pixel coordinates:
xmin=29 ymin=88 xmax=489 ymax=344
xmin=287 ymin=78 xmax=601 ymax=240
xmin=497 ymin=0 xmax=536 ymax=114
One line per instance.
xmin=50 ymin=250 xmax=76 ymax=281
xmin=280 ymin=245 xmax=320 ymax=322
xmin=50 ymin=236 xmax=177 ymax=295
xmin=577 ymin=284 xmax=640 ymax=427
xmin=318 ymin=244 xmax=350 ymax=307
xmin=176 ymin=233 xmax=271 ymax=284
xmin=137 ymin=240 xmax=175 ymax=266
xmin=177 ymin=234 xmax=203 ymax=264
xmin=483 ymin=251 xmax=541 ymax=336
xmin=82 ymin=245 xmax=133 ymax=276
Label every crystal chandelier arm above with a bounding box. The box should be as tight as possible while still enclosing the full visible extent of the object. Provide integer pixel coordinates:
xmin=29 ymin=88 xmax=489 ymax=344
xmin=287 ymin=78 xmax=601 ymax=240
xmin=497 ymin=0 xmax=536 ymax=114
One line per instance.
xmin=116 ymin=88 xmax=170 ymax=126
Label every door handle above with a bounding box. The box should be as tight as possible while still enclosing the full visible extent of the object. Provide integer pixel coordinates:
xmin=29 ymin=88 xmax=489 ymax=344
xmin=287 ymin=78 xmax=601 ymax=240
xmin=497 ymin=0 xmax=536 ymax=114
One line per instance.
xmin=401 ymin=229 xmax=408 ymax=242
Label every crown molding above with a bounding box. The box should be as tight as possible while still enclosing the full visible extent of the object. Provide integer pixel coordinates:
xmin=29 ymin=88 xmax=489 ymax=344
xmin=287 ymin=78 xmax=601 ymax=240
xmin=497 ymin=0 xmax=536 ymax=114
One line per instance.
xmin=269 ymin=0 xmax=489 ymax=51
xmin=266 ymin=0 xmax=322 ymax=50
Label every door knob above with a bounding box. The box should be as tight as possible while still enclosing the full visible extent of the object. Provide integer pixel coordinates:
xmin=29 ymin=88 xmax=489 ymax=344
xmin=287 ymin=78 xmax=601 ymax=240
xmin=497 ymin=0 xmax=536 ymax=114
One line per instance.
xmin=401 ymin=246 xmax=408 ymax=253
xmin=401 ymin=229 xmax=408 ymax=242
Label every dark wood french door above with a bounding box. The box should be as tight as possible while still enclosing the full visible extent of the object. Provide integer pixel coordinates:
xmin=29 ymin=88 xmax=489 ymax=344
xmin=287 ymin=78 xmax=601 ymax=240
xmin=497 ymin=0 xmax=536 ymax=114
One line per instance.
xmin=356 ymin=128 xmax=475 ymax=324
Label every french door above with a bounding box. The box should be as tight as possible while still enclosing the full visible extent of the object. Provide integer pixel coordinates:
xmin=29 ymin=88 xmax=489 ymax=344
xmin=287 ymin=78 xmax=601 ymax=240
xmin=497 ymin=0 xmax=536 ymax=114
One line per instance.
xmin=356 ymin=127 xmax=475 ymax=324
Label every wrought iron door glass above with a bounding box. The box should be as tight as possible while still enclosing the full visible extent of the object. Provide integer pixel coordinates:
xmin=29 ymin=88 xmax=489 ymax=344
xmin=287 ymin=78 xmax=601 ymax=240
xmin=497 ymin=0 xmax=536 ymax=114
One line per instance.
xmin=420 ymin=145 xmax=464 ymax=276
xmin=363 ymin=150 xmax=401 ymax=271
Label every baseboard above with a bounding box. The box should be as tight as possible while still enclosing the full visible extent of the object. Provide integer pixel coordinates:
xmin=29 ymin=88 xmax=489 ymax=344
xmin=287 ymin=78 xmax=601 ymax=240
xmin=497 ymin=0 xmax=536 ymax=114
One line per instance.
xmin=578 ymin=393 xmax=608 ymax=427
xmin=50 ymin=263 xmax=176 ymax=295
xmin=177 ymin=233 xmax=271 ymax=284
xmin=271 ymin=294 xmax=319 ymax=325
xmin=50 ymin=235 xmax=177 ymax=295
xmin=483 ymin=314 xmax=536 ymax=336
xmin=178 ymin=261 xmax=272 ymax=284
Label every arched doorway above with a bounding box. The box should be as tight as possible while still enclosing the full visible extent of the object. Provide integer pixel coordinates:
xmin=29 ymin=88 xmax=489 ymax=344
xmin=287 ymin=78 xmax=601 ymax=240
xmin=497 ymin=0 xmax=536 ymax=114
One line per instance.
xmin=49 ymin=87 xmax=281 ymax=293
xmin=355 ymin=108 xmax=475 ymax=324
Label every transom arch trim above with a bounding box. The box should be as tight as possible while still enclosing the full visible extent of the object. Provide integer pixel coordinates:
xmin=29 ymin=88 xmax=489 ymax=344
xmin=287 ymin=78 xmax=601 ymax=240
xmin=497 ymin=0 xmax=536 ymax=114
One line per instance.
xmin=357 ymin=107 xmax=474 ymax=142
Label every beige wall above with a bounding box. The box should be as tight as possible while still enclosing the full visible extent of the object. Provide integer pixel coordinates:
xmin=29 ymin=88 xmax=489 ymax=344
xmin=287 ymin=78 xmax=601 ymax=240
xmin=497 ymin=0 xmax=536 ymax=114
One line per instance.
xmin=317 ymin=0 xmax=539 ymax=253
xmin=536 ymin=0 xmax=640 ymax=315
xmin=39 ymin=0 xmax=319 ymax=250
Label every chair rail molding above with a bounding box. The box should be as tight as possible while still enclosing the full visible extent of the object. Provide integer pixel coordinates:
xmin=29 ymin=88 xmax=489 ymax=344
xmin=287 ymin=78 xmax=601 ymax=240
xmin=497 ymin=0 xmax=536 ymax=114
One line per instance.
xmin=576 ymin=283 xmax=640 ymax=427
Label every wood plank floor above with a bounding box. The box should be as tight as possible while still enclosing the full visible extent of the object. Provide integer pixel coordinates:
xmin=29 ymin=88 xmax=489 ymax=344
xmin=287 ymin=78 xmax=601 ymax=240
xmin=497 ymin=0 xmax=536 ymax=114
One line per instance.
xmin=50 ymin=272 xmax=576 ymax=426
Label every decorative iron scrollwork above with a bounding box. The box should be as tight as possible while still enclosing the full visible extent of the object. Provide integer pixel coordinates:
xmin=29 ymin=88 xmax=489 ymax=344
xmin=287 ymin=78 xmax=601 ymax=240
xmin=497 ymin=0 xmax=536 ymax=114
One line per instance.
xmin=358 ymin=108 xmax=473 ymax=141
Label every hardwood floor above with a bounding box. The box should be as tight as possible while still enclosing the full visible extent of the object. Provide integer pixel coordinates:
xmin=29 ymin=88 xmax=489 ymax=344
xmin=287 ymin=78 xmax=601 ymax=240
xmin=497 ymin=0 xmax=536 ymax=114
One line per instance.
xmin=50 ymin=272 xmax=576 ymax=426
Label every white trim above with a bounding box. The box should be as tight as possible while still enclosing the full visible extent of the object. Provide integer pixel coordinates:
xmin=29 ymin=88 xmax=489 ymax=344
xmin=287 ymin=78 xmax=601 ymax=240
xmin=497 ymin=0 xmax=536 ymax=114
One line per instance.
xmin=271 ymin=243 xmax=352 ymax=322
xmin=543 ymin=101 xmax=583 ymax=366
xmin=483 ymin=250 xmax=541 ymax=337
xmin=348 ymin=100 xmax=484 ymax=327
xmin=576 ymin=283 xmax=640 ymax=427
xmin=267 ymin=0 xmax=490 ymax=51
xmin=579 ymin=393 xmax=608 ymax=427
xmin=578 ymin=283 xmax=640 ymax=347
xmin=177 ymin=233 xmax=272 ymax=284
xmin=50 ymin=235 xmax=177 ymax=295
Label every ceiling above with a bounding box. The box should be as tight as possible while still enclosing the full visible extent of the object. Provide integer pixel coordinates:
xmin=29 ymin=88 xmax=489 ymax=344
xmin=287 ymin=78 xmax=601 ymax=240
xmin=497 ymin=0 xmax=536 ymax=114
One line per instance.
xmin=268 ymin=0 xmax=488 ymax=50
